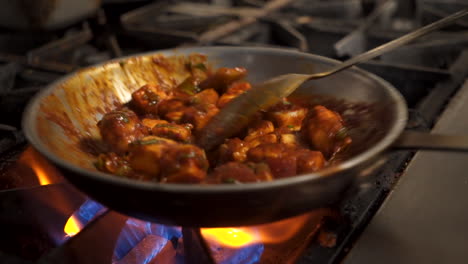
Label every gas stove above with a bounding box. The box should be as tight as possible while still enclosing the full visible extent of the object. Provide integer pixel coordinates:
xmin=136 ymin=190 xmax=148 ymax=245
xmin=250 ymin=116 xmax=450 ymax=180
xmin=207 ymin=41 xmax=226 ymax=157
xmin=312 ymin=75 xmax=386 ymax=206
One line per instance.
xmin=1 ymin=0 xmax=467 ymax=263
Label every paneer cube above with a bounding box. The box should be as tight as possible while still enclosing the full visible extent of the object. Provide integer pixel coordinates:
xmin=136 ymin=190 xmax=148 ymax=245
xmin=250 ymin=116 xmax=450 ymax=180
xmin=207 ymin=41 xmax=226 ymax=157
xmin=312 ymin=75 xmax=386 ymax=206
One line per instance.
xmin=247 ymin=143 xmax=325 ymax=178
xmin=296 ymin=149 xmax=326 ymax=174
xmin=131 ymin=84 xmax=170 ymax=115
xmin=160 ymin=144 xmax=209 ymax=183
xmin=141 ymin=118 xmax=169 ymax=129
xmin=97 ymin=109 xmax=148 ymax=154
xmin=217 ymin=138 xmax=250 ymax=163
xmin=267 ymin=104 xmax=308 ymax=131
xmin=199 ymin=67 xmax=247 ymax=93
xmin=303 ymin=105 xmax=352 ymax=158
xmin=244 ymin=120 xmax=274 ymax=142
xmin=217 ymin=82 xmax=251 ymax=108
xmin=152 ymin=123 xmax=193 ymax=143
xmin=127 ymin=136 xmax=176 ymax=178
xmin=211 ymin=162 xmax=273 ymax=183
xmin=157 ymin=98 xmax=187 ymax=123
xmin=181 ymin=104 xmax=219 ymax=132
xmin=190 ymin=88 xmax=219 ymax=107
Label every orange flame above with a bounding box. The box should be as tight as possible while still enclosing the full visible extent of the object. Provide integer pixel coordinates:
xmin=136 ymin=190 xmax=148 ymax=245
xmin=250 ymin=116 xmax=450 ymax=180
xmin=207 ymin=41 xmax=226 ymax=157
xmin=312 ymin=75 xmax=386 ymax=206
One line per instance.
xmin=64 ymin=215 xmax=83 ymax=237
xmin=200 ymin=228 xmax=257 ymax=247
xmin=19 ymin=147 xmax=61 ymax=185
xmin=31 ymin=161 xmax=51 ymax=185
xmin=201 ymin=213 xmax=312 ymax=248
xmin=16 ymin=147 xmax=83 ymax=238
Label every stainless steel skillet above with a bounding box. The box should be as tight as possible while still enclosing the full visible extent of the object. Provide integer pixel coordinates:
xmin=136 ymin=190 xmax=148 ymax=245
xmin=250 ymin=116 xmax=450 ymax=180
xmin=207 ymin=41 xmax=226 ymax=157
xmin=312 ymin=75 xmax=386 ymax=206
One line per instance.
xmin=22 ymin=46 xmax=464 ymax=227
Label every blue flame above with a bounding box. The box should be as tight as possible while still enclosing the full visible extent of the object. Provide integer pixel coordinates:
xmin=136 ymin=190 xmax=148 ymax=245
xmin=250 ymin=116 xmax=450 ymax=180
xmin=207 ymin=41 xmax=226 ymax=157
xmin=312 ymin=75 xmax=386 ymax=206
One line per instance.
xmin=65 ymin=199 xmax=265 ymax=263
xmin=113 ymin=218 xmax=182 ymax=261
xmin=75 ymin=199 xmax=106 ymax=223
xmin=58 ymin=199 xmax=105 ymax=244
xmin=210 ymin=243 xmax=264 ymax=264
xmin=113 ymin=219 xmax=266 ymax=263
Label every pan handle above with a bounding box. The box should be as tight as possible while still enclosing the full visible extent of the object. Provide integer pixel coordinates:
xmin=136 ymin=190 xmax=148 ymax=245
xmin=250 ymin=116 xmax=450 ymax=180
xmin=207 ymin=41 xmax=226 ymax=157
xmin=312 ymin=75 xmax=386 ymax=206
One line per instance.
xmin=392 ymin=131 xmax=468 ymax=152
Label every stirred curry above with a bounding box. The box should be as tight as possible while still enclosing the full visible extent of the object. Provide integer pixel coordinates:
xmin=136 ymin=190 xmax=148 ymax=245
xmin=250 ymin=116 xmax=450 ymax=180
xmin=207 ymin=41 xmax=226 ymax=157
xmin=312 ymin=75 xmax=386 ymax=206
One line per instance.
xmin=94 ymin=54 xmax=352 ymax=184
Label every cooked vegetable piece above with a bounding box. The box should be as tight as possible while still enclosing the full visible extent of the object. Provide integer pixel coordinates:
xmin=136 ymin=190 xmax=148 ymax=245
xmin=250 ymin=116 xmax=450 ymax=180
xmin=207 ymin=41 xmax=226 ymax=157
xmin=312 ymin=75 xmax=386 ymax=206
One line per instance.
xmin=160 ymin=144 xmax=208 ymax=183
xmin=303 ymin=105 xmax=352 ymax=158
xmin=152 ymin=123 xmax=192 ymax=143
xmin=97 ymin=109 xmax=147 ymax=154
xmin=217 ymin=81 xmax=251 ymax=108
xmin=175 ymin=76 xmax=201 ymax=96
xmin=199 ymin=67 xmax=247 ymax=93
xmin=131 ymin=84 xmax=170 ymax=115
xmin=211 ymin=162 xmax=273 ymax=183
xmin=185 ymin=54 xmax=210 ymax=80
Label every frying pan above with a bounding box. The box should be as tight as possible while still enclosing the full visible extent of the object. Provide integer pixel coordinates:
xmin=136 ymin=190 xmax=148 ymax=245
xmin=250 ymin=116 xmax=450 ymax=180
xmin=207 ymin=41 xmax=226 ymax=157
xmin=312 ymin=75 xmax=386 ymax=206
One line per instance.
xmin=23 ymin=47 xmax=460 ymax=227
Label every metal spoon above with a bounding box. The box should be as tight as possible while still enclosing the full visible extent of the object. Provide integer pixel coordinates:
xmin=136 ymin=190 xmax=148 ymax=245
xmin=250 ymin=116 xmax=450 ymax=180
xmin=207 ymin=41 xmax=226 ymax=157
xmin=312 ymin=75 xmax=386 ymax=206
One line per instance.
xmin=197 ymin=8 xmax=468 ymax=150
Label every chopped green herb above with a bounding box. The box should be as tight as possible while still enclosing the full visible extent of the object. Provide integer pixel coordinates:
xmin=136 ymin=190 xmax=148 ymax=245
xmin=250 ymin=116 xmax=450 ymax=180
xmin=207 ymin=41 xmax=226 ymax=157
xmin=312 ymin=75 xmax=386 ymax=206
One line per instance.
xmin=116 ymin=165 xmax=131 ymax=177
xmin=193 ymin=63 xmax=207 ymax=71
xmin=190 ymin=97 xmax=201 ymax=104
xmin=178 ymin=77 xmax=200 ymax=95
xmin=180 ymin=151 xmax=197 ymax=159
xmin=287 ymin=125 xmax=295 ymax=129
xmin=223 ymin=178 xmax=236 ymax=184
xmin=93 ymin=160 xmax=103 ymax=170
xmin=186 ymin=62 xmax=208 ymax=72
xmin=145 ymin=91 xmax=160 ymax=101
xmin=119 ymin=61 xmax=126 ymax=67
xmin=119 ymin=114 xmax=129 ymax=123
xmin=246 ymin=163 xmax=256 ymax=170
xmin=336 ymin=127 xmax=348 ymax=140
xmin=254 ymin=163 xmax=270 ymax=173
xmin=155 ymin=124 xmax=177 ymax=129
xmin=181 ymin=86 xmax=198 ymax=95
xmin=138 ymin=139 xmax=163 ymax=145
xmin=283 ymin=100 xmax=292 ymax=105
xmin=93 ymin=155 xmax=108 ymax=171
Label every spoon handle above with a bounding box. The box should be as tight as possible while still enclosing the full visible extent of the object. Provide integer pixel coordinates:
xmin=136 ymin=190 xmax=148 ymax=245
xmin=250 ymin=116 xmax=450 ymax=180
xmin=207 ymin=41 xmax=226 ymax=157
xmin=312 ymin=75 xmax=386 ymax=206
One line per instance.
xmin=311 ymin=8 xmax=468 ymax=79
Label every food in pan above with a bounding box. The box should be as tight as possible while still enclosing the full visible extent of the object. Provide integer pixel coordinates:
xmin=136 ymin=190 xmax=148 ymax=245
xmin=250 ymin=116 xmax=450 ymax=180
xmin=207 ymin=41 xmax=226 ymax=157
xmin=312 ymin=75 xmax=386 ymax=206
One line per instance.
xmin=95 ymin=54 xmax=352 ymax=184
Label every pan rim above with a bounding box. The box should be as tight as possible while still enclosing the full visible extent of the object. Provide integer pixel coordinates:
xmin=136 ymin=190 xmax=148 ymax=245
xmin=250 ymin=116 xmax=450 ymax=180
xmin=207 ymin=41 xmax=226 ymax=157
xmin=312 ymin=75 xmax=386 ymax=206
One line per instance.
xmin=22 ymin=46 xmax=408 ymax=193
